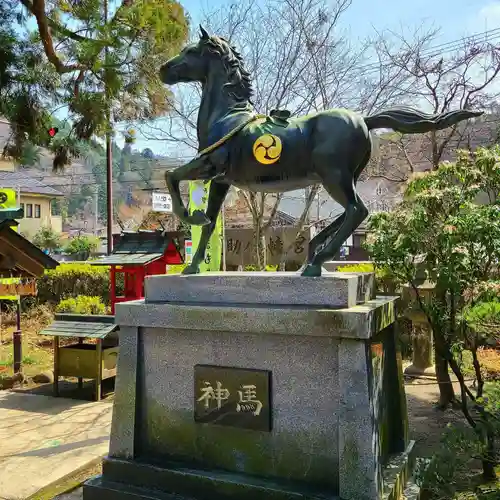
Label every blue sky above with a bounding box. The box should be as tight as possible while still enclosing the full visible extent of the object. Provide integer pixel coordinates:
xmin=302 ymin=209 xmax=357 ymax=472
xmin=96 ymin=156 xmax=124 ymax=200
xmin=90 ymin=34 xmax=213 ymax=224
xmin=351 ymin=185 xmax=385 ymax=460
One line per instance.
xmin=17 ymin=0 xmax=500 ymax=154
xmin=125 ymin=0 xmax=500 ymax=154
xmin=183 ymin=0 xmax=499 ymax=42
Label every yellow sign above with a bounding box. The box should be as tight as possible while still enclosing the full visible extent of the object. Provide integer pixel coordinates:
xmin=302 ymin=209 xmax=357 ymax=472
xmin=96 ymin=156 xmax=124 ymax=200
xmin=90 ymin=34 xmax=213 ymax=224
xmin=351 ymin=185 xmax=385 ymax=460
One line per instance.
xmin=0 ymin=188 xmax=16 ymax=209
xmin=0 ymin=280 xmax=37 ymax=296
xmin=0 ymin=188 xmax=20 ymax=299
xmin=252 ymin=134 xmax=282 ymax=164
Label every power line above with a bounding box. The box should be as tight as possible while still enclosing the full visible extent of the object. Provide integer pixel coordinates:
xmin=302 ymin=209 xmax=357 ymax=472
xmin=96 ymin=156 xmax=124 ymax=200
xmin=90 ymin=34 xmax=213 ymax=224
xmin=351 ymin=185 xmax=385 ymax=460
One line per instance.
xmin=4 ymin=28 xmax=498 ymax=189
xmin=18 ymin=111 xmax=500 ymax=184
xmin=353 ymin=27 xmax=500 ymax=77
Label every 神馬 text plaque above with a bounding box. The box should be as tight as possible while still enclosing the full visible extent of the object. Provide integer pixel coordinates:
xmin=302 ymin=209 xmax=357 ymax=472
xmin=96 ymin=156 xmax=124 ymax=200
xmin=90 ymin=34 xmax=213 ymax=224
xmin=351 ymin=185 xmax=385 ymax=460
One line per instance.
xmin=194 ymin=365 xmax=272 ymax=432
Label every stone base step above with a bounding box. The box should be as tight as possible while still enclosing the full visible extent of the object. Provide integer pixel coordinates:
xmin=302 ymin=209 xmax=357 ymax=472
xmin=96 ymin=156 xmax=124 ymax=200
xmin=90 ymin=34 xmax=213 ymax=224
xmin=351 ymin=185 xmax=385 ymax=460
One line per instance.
xmin=83 ymin=476 xmax=190 ymax=500
xmin=83 ymin=457 xmax=339 ymax=500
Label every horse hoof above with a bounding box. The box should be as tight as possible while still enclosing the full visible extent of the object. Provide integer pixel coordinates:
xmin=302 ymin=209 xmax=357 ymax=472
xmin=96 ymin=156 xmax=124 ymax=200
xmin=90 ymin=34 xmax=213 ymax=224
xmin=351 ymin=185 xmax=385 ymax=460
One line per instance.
xmin=300 ymin=264 xmax=322 ymax=277
xmin=181 ymin=264 xmax=200 ymax=275
xmin=188 ymin=210 xmax=211 ymax=226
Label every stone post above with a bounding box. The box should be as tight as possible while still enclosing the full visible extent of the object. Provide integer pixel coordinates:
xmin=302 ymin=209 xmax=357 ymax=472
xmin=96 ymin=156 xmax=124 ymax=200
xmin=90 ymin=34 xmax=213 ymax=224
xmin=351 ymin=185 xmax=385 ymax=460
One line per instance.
xmin=402 ymin=283 xmax=436 ymax=378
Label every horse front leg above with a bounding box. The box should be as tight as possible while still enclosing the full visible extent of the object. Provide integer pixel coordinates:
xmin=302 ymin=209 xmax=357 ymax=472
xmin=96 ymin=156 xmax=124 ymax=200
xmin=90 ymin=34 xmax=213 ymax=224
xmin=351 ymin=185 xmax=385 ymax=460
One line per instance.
xmin=165 ymin=157 xmax=213 ymax=226
xmin=182 ymin=181 xmax=230 ymax=275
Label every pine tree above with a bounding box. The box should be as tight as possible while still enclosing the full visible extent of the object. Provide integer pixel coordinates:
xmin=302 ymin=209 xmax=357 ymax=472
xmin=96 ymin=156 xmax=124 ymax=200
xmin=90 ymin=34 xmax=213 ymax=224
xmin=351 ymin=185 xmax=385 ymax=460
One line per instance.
xmin=3 ymin=1 xmax=189 ymax=169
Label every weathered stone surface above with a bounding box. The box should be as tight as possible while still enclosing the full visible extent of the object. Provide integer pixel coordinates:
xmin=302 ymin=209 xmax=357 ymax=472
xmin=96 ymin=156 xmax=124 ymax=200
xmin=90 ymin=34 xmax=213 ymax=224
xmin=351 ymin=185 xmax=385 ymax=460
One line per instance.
xmin=32 ymin=371 xmax=54 ymax=384
xmin=0 ymin=372 xmax=25 ymax=390
xmin=144 ymin=271 xmax=376 ymax=309
xmin=115 ymin=296 xmax=398 ymax=340
xmin=136 ymin=327 xmax=340 ymax=489
xmin=109 ymin=326 xmax=139 ymax=460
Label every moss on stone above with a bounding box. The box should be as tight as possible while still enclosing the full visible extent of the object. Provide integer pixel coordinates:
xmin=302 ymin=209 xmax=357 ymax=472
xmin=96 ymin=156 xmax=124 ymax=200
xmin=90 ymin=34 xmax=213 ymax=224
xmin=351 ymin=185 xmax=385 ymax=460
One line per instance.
xmin=143 ymin=400 xmax=339 ymax=492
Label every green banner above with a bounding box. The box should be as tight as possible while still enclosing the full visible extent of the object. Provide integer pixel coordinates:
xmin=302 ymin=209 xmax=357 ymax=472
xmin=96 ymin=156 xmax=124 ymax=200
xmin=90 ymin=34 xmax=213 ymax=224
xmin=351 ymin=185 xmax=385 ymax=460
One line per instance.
xmin=188 ymin=181 xmax=222 ymax=272
xmin=0 ymin=188 xmax=19 ymax=300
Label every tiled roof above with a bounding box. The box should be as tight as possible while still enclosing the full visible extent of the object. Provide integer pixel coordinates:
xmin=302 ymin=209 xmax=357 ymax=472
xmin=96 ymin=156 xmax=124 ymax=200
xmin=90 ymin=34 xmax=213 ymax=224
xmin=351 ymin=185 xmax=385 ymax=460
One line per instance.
xmin=0 ymin=170 xmax=64 ymax=197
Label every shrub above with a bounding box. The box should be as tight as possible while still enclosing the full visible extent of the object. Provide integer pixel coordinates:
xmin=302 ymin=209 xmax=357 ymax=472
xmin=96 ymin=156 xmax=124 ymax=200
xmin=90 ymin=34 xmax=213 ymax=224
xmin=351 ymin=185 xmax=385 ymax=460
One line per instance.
xmin=336 ymin=262 xmax=399 ymax=294
xmin=65 ymin=235 xmax=100 ymax=258
xmin=244 ymin=265 xmax=278 ymax=271
xmin=36 ymin=263 xmax=112 ymax=305
xmin=337 ymin=263 xmax=375 ymax=272
xmin=464 ymin=301 xmax=500 ymax=345
xmin=55 ymin=296 xmax=107 ymax=315
xmin=167 ymin=264 xmax=187 ymax=274
xmin=32 ymin=227 xmax=61 ymax=253
xmin=416 ymin=382 xmax=500 ymax=499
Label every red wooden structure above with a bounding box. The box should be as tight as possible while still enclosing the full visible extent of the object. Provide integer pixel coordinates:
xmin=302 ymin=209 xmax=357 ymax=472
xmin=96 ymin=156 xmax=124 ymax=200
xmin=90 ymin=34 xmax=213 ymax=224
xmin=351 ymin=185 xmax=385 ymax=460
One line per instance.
xmin=91 ymin=230 xmax=183 ymax=314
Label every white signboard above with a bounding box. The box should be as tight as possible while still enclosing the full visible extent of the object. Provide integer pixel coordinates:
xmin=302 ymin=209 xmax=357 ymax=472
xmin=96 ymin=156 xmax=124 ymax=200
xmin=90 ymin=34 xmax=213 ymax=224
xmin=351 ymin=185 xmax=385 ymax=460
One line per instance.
xmin=152 ymin=192 xmax=172 ymax=213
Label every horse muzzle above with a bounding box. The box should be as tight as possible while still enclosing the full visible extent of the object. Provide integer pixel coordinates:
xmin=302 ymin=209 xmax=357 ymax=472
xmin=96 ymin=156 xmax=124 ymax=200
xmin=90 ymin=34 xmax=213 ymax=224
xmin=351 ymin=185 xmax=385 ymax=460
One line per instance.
xmin=160 ymin=62 xmax=187 ymax=85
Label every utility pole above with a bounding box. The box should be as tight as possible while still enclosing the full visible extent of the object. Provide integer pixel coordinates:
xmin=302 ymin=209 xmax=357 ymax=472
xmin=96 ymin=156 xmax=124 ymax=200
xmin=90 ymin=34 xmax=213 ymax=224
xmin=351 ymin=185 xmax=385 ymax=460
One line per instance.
xmin=94 ymin=189 xmax=99 ymax=236
xmin=104 ymin=0 xmax=113 ymax=255
xmin=304 ymin=187 xmax=310 ymax=226
xmin=317 ymin=188 xmax=320 ymax=222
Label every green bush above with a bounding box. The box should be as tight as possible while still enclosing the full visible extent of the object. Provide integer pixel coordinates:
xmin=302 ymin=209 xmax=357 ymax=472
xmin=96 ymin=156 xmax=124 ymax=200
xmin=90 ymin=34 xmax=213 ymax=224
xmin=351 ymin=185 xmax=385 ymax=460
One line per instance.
xmin=336 ymin=262 xmax=399 ymax=294
xmin=337 ymin=263 xmax=375 ymax=272
xmin=167 ymin=264 xmax=187 ymax=274
xmin=65 ymin=235 xmax=100 ymax=258
xmin=464 ymin=301 xmax=500 ymax=343
xmin=416 ymin=382 xmax=500 ymax=499
xmin=55 ymin=295 xmax=107 ymax=315
xmin=36 ymin=263 xmax=112 ymax=305
xmin=243 ymin=265 xmax=278 ymax=271
xmin=32 ymin=226 xmax=61 ymax=253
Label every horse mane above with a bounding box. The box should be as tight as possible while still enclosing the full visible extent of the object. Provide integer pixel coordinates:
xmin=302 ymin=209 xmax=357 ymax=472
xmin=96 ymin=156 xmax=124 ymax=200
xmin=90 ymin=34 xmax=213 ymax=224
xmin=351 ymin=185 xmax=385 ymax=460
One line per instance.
xmin=203 ymin=35 xmax=253 ymax=103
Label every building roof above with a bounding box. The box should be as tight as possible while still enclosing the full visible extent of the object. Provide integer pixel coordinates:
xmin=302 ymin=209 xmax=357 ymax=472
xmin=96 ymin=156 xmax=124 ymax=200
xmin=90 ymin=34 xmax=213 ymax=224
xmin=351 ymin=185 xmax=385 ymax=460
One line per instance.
xmin=0 ymin=170 xmax=64 ymax=197
xmin=0 ymin=220 xmax=59 ymax=277
xmin=91 ymin=230 xmax=183 ymax=266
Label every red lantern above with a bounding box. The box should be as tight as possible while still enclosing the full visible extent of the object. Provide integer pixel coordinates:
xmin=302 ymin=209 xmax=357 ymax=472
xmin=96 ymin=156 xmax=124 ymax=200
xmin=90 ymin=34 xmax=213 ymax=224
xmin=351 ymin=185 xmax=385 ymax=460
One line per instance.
xmin=48 ymin=127 xmax=58 ymax=137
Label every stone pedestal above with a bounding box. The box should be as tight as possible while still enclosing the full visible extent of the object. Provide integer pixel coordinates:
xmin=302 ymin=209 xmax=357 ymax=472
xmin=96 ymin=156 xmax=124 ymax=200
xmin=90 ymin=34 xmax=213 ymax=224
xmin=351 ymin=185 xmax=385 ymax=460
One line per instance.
xmin=83 ymin=272 xmax=415 ymax=500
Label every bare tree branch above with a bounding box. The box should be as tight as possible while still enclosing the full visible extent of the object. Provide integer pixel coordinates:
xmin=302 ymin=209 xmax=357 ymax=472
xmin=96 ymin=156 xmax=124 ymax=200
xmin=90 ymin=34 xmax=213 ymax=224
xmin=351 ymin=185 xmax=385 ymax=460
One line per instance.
xmin=369 ymin=27 xmax=500 ymax=181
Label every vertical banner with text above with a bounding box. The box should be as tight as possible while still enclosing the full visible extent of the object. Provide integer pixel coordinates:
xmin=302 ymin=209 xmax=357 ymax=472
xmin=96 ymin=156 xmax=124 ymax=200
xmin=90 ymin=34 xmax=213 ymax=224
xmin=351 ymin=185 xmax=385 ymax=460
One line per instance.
xmin=188 ymin=181 xmax=222 ymax=272
xmin=0 ymin=188 xmax=19 ymax=300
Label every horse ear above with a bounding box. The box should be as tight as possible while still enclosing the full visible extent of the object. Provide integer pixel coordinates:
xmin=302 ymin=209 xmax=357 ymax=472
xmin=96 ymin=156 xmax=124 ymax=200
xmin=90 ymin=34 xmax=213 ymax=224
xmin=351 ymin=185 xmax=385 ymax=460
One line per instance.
xmin=199 ymin=25 xmax=209 ymax=40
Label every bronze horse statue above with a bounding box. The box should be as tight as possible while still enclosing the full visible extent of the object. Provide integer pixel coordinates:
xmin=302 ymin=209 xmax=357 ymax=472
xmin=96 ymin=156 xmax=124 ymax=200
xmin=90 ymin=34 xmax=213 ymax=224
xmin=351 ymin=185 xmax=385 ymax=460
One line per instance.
xmin=160 ymin=25 xmax=482 ymax=277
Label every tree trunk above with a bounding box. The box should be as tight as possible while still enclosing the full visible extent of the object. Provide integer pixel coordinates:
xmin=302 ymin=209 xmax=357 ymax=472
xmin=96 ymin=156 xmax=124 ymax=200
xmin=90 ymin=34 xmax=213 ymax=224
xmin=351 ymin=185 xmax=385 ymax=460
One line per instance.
xmin=482 ymin=429 xmax=497 ymax=480
xmin=435 ymin=351 xmax=455 ymax=409
xmin=253 ymin=227 xmax=265 ymax=270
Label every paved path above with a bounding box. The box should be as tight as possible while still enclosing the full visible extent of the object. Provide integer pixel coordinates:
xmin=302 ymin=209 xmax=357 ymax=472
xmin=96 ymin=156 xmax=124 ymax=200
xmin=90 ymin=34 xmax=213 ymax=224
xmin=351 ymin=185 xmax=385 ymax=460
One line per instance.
xmin=0 ymin=392 xmax=112 ymax=500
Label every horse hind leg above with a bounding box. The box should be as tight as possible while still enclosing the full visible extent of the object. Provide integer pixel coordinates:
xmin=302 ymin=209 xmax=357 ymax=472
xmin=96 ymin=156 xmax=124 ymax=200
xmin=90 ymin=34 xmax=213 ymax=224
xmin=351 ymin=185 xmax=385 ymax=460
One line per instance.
xmin=301 ymin=164 xmax=369 ymax=277
xmin=301 ymin=148 xmax=371 ymax=275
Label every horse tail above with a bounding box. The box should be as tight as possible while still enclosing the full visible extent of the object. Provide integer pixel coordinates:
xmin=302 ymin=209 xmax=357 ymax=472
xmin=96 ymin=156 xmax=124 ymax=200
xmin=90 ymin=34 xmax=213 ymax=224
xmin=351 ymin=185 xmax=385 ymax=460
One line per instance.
xmin=363 ymin=106 xmax=482 ymax=133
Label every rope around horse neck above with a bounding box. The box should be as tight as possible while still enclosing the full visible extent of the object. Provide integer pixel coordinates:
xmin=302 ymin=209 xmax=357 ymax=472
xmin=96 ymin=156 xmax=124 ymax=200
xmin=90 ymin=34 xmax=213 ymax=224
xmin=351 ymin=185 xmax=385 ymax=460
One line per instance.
xmin=196 ymin=114 xmax=267 ymax=158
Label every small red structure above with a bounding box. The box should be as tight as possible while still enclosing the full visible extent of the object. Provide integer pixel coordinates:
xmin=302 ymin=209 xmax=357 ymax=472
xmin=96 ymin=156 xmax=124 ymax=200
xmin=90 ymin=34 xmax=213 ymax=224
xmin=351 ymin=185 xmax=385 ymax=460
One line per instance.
xmin=91 ymin=230 xmax=183 ymax=314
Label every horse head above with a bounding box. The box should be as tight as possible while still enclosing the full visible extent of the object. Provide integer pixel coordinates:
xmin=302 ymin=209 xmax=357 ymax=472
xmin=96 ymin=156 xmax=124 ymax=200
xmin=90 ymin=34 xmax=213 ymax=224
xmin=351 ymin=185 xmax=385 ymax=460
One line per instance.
xmin=160 ymin=26 xmax=253 ymax=102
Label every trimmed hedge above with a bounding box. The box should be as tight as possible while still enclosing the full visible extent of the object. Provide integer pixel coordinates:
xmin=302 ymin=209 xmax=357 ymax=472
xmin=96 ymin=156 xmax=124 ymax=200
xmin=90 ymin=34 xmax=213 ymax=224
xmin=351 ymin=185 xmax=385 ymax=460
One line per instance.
xmin=36 ymin=263 xmax=113 ymax=305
